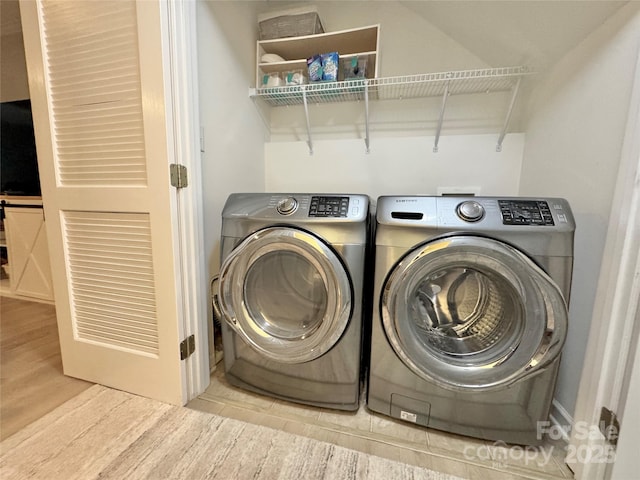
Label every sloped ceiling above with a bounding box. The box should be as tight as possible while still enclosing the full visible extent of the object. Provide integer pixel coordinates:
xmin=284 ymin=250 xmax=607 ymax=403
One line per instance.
xmin=400 ymin=1 xmax=628 ymax=70
xmin=3 ymin=0 xmax=629 ymax=70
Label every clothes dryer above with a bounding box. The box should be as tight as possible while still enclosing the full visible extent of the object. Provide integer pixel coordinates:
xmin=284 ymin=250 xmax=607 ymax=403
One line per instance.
xmin=214 ymin=193 xmax=369 ymax=410
xmin=367 ymin=196 xmax=574 ymax=444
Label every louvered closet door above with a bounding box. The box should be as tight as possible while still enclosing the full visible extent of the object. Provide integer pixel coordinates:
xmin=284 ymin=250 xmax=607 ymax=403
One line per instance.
xmin=20 ymin=0 xmax=187 ymax=404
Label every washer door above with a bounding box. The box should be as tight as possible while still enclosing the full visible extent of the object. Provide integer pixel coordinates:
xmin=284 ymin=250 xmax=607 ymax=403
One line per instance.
xmin=381 ymin=235 xmax=568 ymax=391
xmin=218 ymin=227 xmax=352 ymax=363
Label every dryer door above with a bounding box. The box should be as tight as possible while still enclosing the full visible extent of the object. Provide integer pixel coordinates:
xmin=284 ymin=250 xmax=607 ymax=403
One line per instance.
xmin=218 ymin=227 xmax=352 ymax=363
xmin=381 ymin=235 xmax=568 ymax=391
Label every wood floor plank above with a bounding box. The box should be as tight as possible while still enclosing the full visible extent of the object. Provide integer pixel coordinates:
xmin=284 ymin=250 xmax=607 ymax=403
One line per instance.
xmin=0 ymin=296 xmax=92 ymax=441
xmin=1 ymin=386 xmax=469 ymax=480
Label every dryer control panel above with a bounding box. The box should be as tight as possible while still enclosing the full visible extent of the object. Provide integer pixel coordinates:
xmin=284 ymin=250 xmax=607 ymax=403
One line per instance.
xmin=240 ymin=193 xmax=368 ymax=221
xmin=309 ymin=196 xmax=350 ymax=217
xmin=498 ymin=200 xmax=554 ymax=226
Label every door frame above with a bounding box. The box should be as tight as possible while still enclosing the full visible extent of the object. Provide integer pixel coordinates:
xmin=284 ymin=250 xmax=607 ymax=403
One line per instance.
xmin=20 ymin=0 xmax=208 ymax=403
xmin=160 ymin=0 xmax=209 ymax=400
xmin=568 ymin=45 xmax=640 ymax=479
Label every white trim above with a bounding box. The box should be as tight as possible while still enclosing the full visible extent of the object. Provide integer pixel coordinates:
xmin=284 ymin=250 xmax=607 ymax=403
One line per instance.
xmin=160 ymin=0 xmax=208 ymax=400
xmin=611 ymin=331 xmax=640 ymax=479
xmin=568 ymin=43 xmax=640 ymax=480
xmin=549 ymin=399 xmax=573 ymax=445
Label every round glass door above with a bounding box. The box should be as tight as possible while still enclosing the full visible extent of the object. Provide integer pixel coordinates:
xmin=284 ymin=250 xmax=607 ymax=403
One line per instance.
xmin=218 ymin=227 xmax=352 ymax=363
xmin=381 ymin=236 xmax=568 ymax=390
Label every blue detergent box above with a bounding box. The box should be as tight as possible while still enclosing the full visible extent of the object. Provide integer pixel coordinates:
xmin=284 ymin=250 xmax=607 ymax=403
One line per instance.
xmin=307 ymin=52 xmax=339 ymax=82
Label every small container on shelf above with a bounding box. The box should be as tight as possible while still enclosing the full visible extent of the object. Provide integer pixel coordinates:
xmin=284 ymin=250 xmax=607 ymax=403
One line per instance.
xmin=341 ymin=56 xmax=367 ymax=80
xmin=261 ymin=72 xmax=283 ymax=88
xmin=283 ymin=70 xmax=306 ymax=86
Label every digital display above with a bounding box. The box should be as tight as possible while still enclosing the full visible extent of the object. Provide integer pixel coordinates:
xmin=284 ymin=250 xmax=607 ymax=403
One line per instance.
xmin=499 ymin=200 xmax=554 ymax=226
xmin=309 ymin=196 xmax=349 ymax=217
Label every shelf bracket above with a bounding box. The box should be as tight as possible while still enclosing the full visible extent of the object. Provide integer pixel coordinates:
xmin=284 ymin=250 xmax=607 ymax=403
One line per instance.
xmin=496 ymin=76 xmax=522 ymax=152
xmin=364 ymin=80 xmax=370 ymax=154
xmin=433 ymin=80 xmax=451 ymax=153
xmin=302 ymin=86 xmax=313 ymax=155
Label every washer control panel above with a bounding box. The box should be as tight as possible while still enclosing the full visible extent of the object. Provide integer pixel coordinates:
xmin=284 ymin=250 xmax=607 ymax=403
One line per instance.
xmin=499 ymin=200 xmax=554 ymax=226
xmin=309 ymin=196 xmax=350 ymax=217
xmin=377 ymin=196 xmax=574 ymax=230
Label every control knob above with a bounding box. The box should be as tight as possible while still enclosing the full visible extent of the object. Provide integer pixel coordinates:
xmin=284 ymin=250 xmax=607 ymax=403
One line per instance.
xmin=456 ymin=201 xmax=485 ymax=222
xmin=276 ymin=196 xmax=298 ymax=215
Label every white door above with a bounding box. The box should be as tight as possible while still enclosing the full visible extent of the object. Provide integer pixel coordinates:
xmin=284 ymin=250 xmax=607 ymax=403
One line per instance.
xmin=20 ymin=0 xmax=190 ymax=405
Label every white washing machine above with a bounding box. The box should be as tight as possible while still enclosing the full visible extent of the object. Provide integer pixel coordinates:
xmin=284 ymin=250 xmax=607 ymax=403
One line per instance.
xmin=367 ymin=196 xmax=574 ymax=445
xmin=214 ymin=193 xmax=369 ymax=411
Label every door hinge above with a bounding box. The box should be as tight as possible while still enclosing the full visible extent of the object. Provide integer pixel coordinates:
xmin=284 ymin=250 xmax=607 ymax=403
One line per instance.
xmin=179 ymin=334 xmax=195 ymax=360
xmin=599 ymin=406 xmax=620 ymax=446
xmin=170 ymin=164 xmax=189 ymax=189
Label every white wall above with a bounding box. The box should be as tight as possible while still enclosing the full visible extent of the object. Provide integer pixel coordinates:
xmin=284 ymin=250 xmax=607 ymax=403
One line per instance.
xmin=264 ymin=1 xmax=526 ymax=200
xmin=196 ymin=1 xmax=266 ymax=275
xmin=316 ymin=2 xmax=487 ymax=76
xmin=519 ymin=2 xmax=640 ymax=417
xmin=200 ymin=0 xmax=525 ymax=259
xmin=266 ymin=134 xmax=524 ymax=199
xmin=266 ymin=1 xmax=527 ymax=143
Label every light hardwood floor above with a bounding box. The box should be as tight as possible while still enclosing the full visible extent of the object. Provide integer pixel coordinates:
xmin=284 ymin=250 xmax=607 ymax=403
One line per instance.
xmin=189 ymin=367 xmax=574 ymax=480
xmin=0 ymin=296 xmax=92 ymax=441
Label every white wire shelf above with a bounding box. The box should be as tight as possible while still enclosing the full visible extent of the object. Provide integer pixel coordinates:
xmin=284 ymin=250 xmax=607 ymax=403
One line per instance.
xmin=251 ymin=66 xmax=529 ymax=105
xmin=251 ymin=79 xmax=372 ymax=106
xmin=249 ymin=66 xmax=532 ymax=154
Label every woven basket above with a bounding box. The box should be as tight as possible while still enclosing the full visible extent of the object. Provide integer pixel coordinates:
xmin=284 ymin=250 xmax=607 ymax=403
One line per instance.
xmin=259 ymin=11 xmax=324 ymax=40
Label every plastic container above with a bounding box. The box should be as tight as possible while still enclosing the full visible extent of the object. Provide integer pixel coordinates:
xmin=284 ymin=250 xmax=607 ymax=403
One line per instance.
xmin=283 ymin=70 xmax=306 ymax=86
xmin=341 ymin=57 xmax=367 ymax=80
xmin=261 ymin=72 xmax=283 ymax=88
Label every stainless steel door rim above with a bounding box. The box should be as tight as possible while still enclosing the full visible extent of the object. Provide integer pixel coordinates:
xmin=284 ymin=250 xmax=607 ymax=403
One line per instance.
xmin=218 ymin=226 xmax=352 ymax=364
xmin=381 ymin=235 xmax=568 ymax=391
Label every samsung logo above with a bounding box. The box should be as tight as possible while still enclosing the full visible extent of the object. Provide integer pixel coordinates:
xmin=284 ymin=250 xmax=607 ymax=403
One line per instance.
xmin=395 ymin=199 xmax=418 ymax=203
